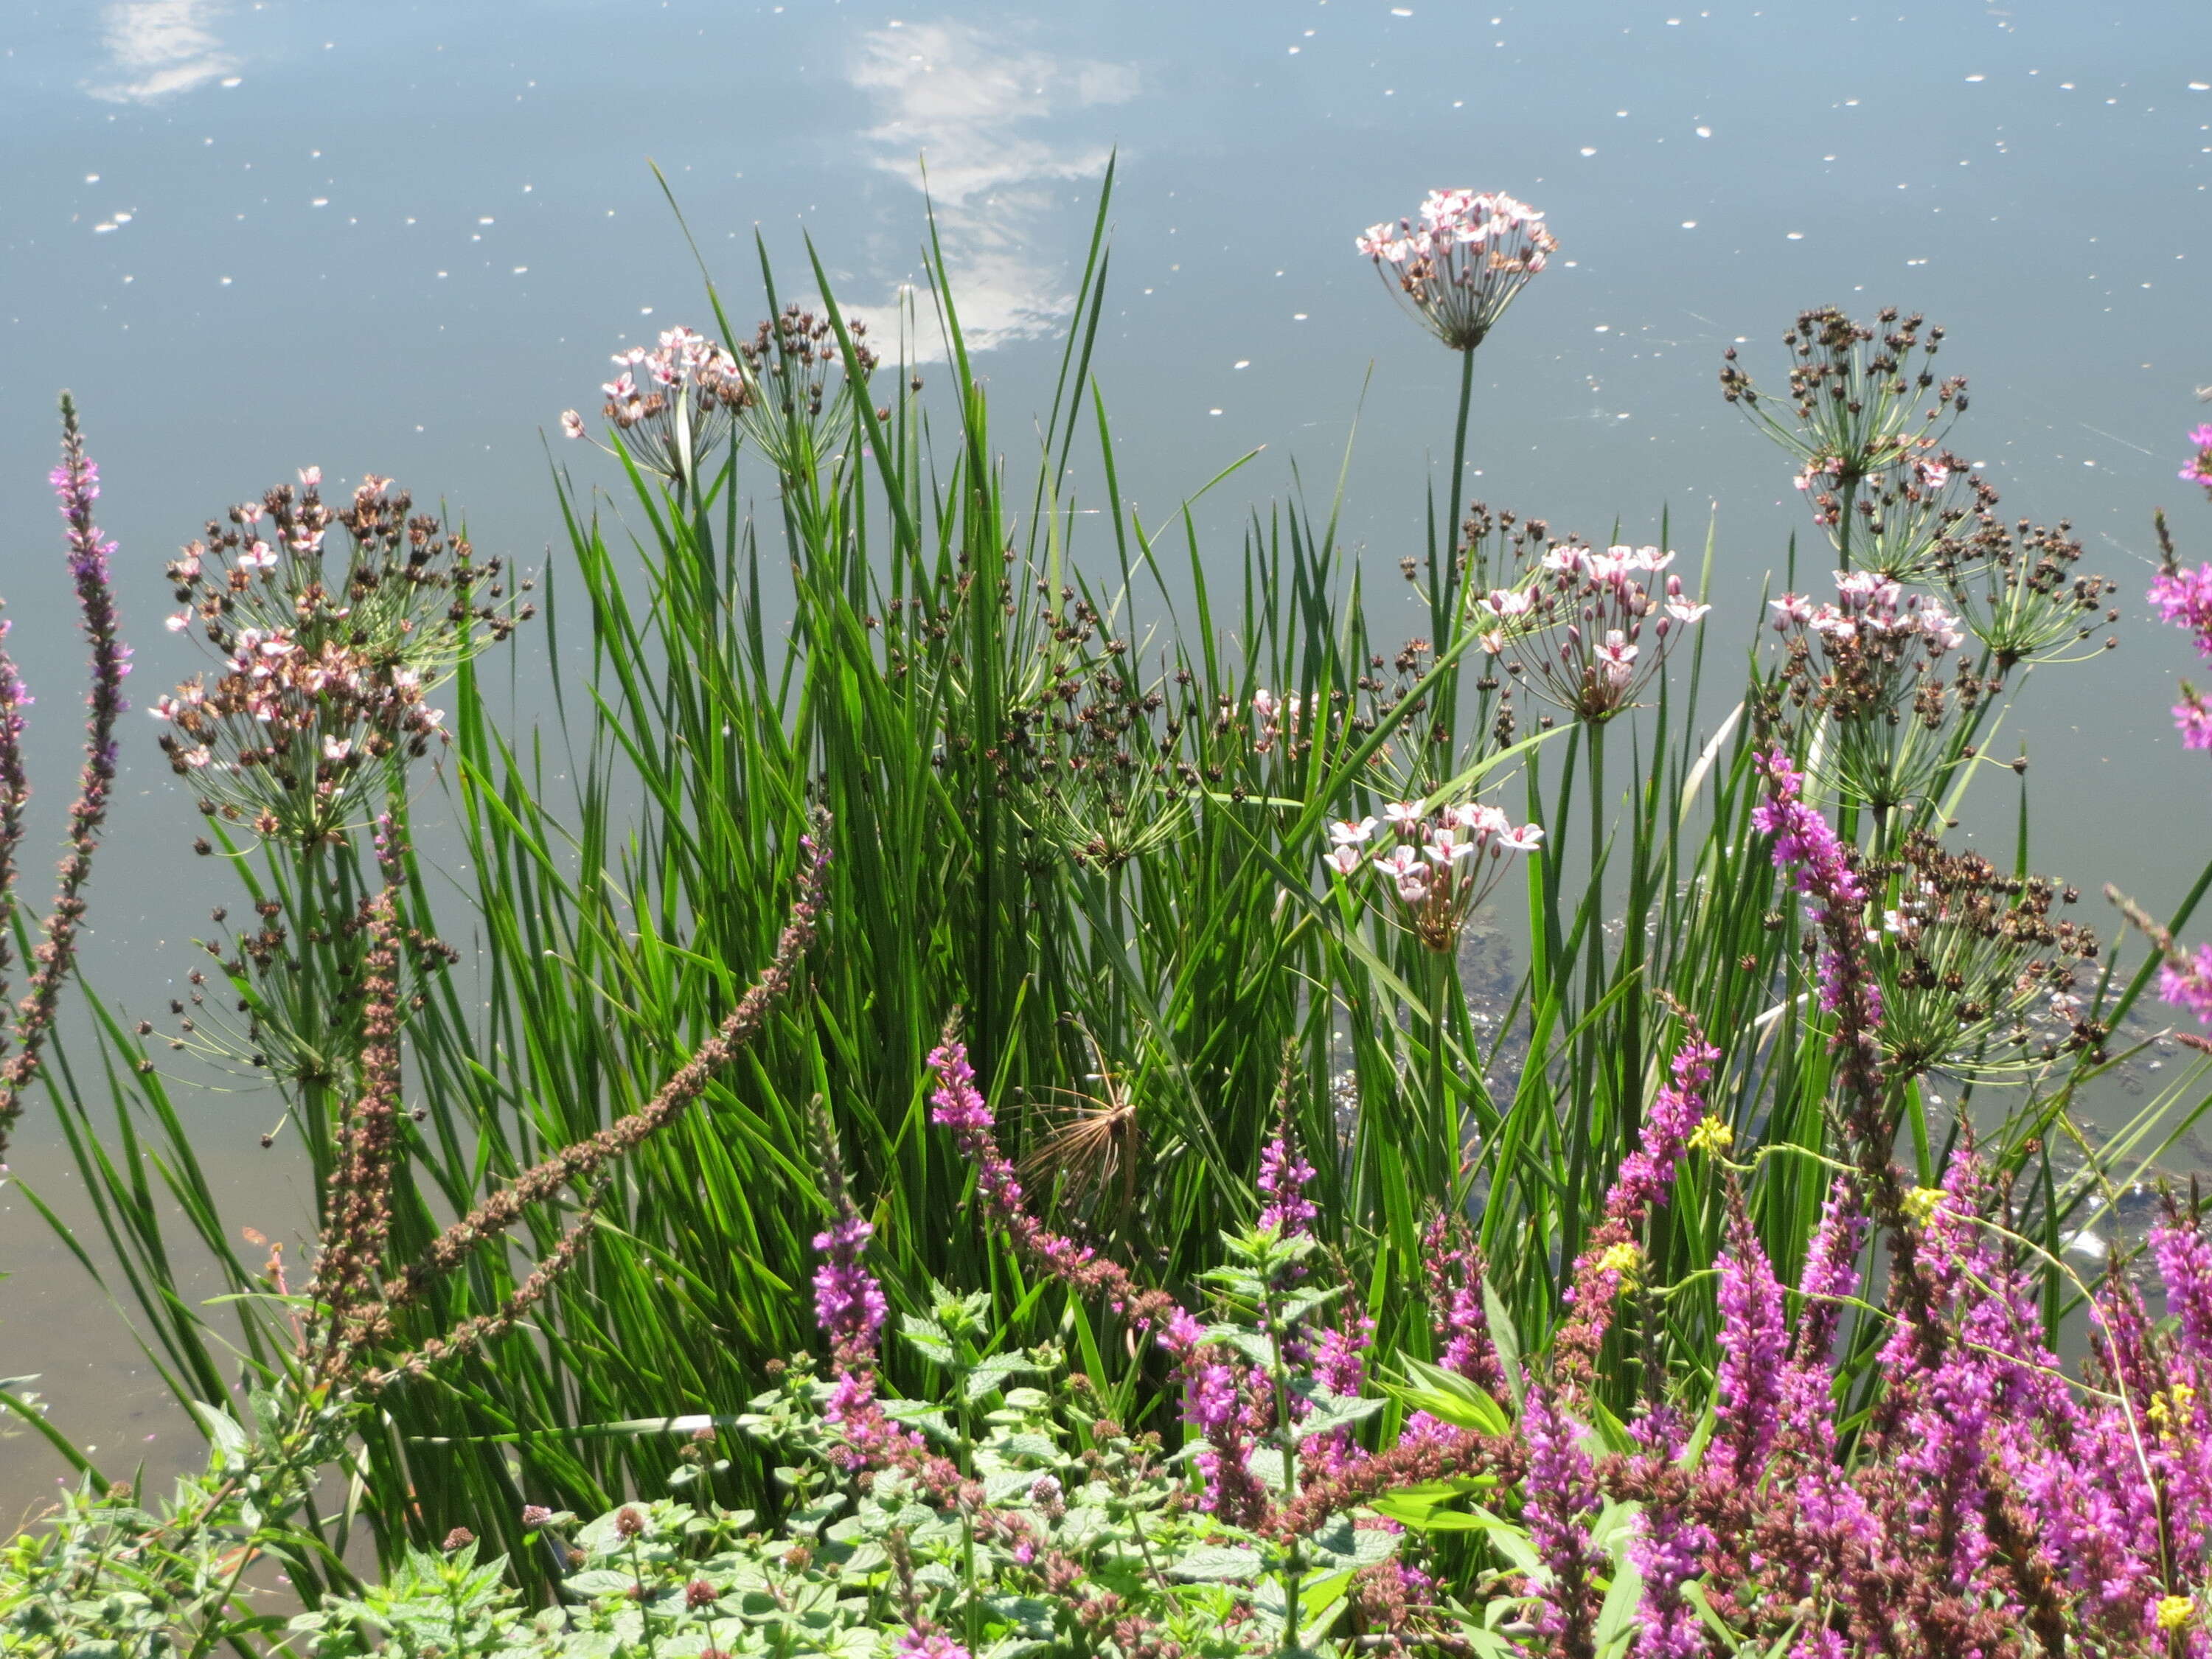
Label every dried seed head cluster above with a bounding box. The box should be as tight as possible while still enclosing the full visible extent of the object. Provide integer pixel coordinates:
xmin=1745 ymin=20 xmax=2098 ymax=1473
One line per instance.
xmin=1933 ymin=503 xmax=2121 ymax=671
xmin=1723 ymin=307 xmax=1977 ymax=579
xmin=1355 ymin=189 xmax=1556 ymax=352
xmin=1794 ymin=444 xmax=1983 ymax=582
xmin=1481 ymin=543 xmax=1709 ymax=726
xmin=1720 ymin=305 xmax=1965 ymax=477
xmin=1872 ymin=831 xmax=2103 ymax=1078
xmin=1005 ymin=619 xmax=1186 ymax=873
xmin=150 ymin=877 xmax=459 ymax=1099
xmin=152 ymin=471 xmax=531 ymax=846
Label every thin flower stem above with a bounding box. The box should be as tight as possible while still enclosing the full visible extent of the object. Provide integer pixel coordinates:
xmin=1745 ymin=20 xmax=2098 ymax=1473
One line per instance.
xmin=1444 ymin=344 xmax=1476 ymax=641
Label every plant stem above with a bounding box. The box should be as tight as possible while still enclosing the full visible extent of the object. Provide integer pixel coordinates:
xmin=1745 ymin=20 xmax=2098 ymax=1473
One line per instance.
xmin=1445 ymin=345 xmax=1476 ymax=622
xmin=1427 ymin=947 xmax=1456 ymax=1197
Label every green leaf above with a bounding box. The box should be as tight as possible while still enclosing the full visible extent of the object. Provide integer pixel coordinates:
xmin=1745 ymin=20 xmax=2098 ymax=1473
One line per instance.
xmin=1593 ymin=1554 xmax=1646 ymax=1657
xmin=1481 ymin=1281 xmax=1525 ymax=1410
xmin=963 ymin=1353 xmax=1037 ymax=1403
xmin=1384 ymin=1357 xmax=1512 ymax=1436
xmin=1168 ymin=1543 xmax=1265 ymax=1583
xmin=1582 ymin=1396 xmax=1637 ymax=1458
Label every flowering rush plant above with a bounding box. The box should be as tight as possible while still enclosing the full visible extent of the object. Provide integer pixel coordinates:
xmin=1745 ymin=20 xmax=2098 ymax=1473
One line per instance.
xmin=150 ymin=473 xmax=529 ymax=845
xmin=565 ymin=309 xmax=883 ymax=485
xmin=1481 ymin=543 xmax=1708 ymax=726
xmin=1354 ymin=190 xmax=1556 ymax=353
xmin=1323 ymin=799 xmax=1543 ymax=952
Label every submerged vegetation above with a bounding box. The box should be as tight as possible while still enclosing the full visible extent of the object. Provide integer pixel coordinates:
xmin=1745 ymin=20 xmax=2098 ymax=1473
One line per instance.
xmin=5 ymin=178 xmax=2212 ymax=1654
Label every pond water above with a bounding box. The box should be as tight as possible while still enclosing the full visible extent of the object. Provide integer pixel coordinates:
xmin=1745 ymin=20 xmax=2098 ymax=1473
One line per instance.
xmin=1 ymin=0 xmax=2208 ymax=1512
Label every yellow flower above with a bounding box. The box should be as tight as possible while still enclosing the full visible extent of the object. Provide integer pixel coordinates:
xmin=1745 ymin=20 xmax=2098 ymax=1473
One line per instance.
xmin=2157 ymin=1594 xmax=2195 ymax=1632
xmin=1687 ymin=1115 xmax=1734 ymax=1155
xmin=1902 ymin=1186 xmax=1945 ymax=1228
xmin=2149 ymin=1382 xmax=2198 ymax=1442
xmin=1597 ymin=1241 xmax=1641 ymax=1284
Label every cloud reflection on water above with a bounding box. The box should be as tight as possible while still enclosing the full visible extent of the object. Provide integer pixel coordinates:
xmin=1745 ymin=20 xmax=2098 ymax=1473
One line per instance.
xmin=845 ymin=20 xmax=1136 ymax=356
xmin=86 ymin=0 xmax=238 ymax=103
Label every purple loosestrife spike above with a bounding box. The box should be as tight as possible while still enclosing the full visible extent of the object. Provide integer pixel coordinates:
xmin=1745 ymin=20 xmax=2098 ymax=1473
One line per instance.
xmin=0 ymin=396 xmax=129 ymax=1162
xmin=0 ymin=627 xmax=30 ymax=1101
xmin=1421 ymin=1214 xmax=1505 ymax=1397
xmin=1714 ymin=1188 xmax=1787 ymax=1479
xmin=1778 ymin=1177 xmax=1865 ymax=1448
xmin=2183 ymin=423 xmax=2212 ymax=495
xmin=925 ymin=1034 xmax=1186 ymax=1329
xmin=1554 ymin=1017 xmax=1715 ymax=1388
xmin=1625 ymin=1408 xmax=1711 ymax=1659
xmin=813 ymin=1217 xmax=888 ymax=1367
xmin=2160 ymin=942 xmax=2212 ymax=1026
xmin=1519 ymin=1386 xmax=1605 ymax=1657
xmin=2154 ymin=1207 xmax=2212 ymax=1368
xmin=894 ymin=1632 xmax=972 ymax=1659
xmin=1256 ymin=1131 xmax=1318 ymax=1237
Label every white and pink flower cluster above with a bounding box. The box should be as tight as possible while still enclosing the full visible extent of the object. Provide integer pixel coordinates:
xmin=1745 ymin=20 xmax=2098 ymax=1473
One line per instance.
xmin=1248 ymin=687 xmax=1306 ymax=755
xmin=1323 ymin=799 xmax=1542 ymax=951
xmin=1768 ymin=571 xmax=1964 ymax=653
xmin=1354 ymin=189 xmax=1557 ymax=352
xmin=1482 ymin=543 xmax=1710 ymax=723
xmin=562 ymin=324 xmax=752 ymax=479
xmin=152 ymin=473 xmax=523 ymax=844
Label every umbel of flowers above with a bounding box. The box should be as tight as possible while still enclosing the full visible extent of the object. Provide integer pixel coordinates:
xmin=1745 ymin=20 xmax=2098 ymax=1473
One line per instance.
xmin=1324 ymin=796 xmax=1543 ymax=951
xmin=1482 ymin=542 xmax=1709 ymax=726
xmin=150 ymin=470 xmax=530 ymax=846
xmin=1354 ymin=189 xmax=1556 ymax=354
xmin=564 ymin=309 xmax=883 ymax=485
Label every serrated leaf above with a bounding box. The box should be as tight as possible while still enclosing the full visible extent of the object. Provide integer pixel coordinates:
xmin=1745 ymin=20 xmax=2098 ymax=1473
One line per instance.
xmin=1168 ymin=1543 xmax=1265 ymax=1583
xmin=1296 ymin=1393 xmax=1386 ymax=1440
xmin=1308 ymin=1517 xmax=1399 ymax=1571
xmin=986 ymin=1595 xmax=1057 ymax=1634
xmin=188 ymin=1401 xmax=250 ymax=1459
xmin=1214 ymin=1326 xmax=1281 ymax=1369
xmin=1245 ymin=1445 xmax=1293 ymax=1490
xmin=1276 ymin=1285 xmax=1345 ymax=1326
xmin=904 ymin=1334 xmax=957 ymax=1366
xmin=563 ymin=1569 xmax=641 ymax=1598
xmin=963 ymin=1354 xmax=1036 ymax=1403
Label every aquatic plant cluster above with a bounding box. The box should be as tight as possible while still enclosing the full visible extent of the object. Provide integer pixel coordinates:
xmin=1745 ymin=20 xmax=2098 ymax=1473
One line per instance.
xmin=5 ymin=182 xmax=2212 ymax=1657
